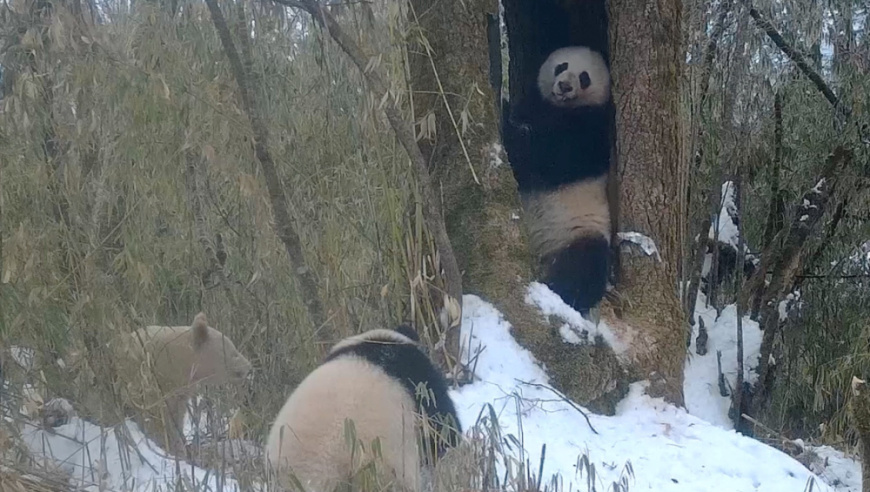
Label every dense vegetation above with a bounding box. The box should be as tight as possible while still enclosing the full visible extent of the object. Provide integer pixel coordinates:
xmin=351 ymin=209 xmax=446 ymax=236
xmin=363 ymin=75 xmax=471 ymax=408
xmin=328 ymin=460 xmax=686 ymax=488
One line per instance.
xmin=1 ymin=0 xmax=869 ymax=488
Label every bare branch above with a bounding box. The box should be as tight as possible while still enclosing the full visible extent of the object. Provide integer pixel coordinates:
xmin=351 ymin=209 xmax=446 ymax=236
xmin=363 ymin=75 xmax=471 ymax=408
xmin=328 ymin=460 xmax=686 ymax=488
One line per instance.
xmin=691 ymin=0 xmax=733 ymax=170
xmin=684 ymin=218 xmax=711 ymax=328
xmin=516 ymin=380 xmax=599 ymax=435
xmin=268 ymin=0 xmax=464 ymax=341
xmin=742 ymin=2 xmax=840 ymax=110
xmin=731 ymin=175 xmax=746 ymax=431
xmin=203 ymin=0 xmax=328 ymax=337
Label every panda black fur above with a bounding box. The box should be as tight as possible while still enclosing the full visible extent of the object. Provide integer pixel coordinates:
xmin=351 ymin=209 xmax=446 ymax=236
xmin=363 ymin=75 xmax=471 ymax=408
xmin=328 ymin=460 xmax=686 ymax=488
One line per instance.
xmin=265 ymin=325 xmax=461 ymax=492
xmin=501 ymin=45 xmax=613 ymax=317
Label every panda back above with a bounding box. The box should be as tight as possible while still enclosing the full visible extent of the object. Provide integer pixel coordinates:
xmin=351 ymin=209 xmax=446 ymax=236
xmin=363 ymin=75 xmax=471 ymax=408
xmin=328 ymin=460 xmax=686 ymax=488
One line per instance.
xmin=265 ymin=356 xmax=419 ymax=491
xmin=325 ymin=339 xmax=460 ymax=424
xmin=325 ymin=337 xmax=462 ymax=457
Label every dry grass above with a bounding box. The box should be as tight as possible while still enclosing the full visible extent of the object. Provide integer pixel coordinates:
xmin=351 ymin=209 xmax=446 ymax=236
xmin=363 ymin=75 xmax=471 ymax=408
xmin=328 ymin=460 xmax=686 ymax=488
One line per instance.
xmin=0 ymin=0 xmax=639 ymax=490
xmin=0 ymin=0 xmax=462 ymax=488
xmin=0 ymin=0 xmax=445 ymax=437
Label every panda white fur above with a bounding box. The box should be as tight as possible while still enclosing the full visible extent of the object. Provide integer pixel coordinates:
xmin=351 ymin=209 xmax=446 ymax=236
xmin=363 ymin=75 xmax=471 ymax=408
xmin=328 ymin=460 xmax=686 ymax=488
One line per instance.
xmin=265 ymin=325 xmax=461 ymax=492
xmin=501 ymin=45 xmax=613 ymax=317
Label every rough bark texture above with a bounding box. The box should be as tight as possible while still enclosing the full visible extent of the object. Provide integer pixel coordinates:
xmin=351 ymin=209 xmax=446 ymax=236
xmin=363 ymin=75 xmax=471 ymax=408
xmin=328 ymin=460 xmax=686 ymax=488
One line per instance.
xmin=406 ymin=0 xmax=524 ymax=316
xmin=607 ymin=0 xmax=687 ymax=405
xmin=408 ymin=0 xmax=628 ymax=412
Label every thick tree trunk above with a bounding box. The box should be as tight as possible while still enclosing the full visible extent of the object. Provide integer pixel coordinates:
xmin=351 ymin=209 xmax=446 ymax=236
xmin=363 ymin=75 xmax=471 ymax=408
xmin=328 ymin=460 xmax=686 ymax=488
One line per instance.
xmin=607 ymin=0 xmax=687 ymax=405
xmin=406 ymin=0 xmax=532 ymax=317
xmin=409 ymin=1 xmax=627 ymax=412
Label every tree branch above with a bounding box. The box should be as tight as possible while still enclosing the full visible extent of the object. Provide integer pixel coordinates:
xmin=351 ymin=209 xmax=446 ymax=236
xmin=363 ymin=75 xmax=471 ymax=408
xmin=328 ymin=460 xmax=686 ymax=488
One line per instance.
xmin=203 ymin=0 xmax=329 ymax=338
xmin=795 ymin=198 xmax=848 ymax=290
xmin=692 ymin=0 xmax=733 ymax=171
xmin=268 ymin=0 xmax=464 ymax=337
xmin=742 ymin=2 xmax=840 ymax=110
xmin=684 ymin=218 xmax=711 ymax=329
xmin=746 ymin=146 xmax=852 ymax=416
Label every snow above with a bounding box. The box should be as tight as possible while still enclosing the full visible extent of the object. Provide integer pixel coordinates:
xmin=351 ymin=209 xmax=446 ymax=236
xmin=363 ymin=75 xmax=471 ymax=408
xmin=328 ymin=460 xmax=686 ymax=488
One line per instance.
xmin=12 ymin=288 xmax=859 ymax=491
xmin=778 ymin=290 xmax=802 ymax=322
xmin=525 ymin=282 xmax=629 ymax=357
xmin=684 ymin=293 xmax=763 ymax=429
xmin=19 ymin=417 xmax=250 ymax=491
xmin=488 ymin=142 xmax=505 ymax=168
xmin=618 ymin=231 xmax=662 ymax=261
xmin=709 ymin=181 xmax=740 ymax=249
xmin=452 ymin=294 xmax=840 ymax=492
xmin=798 ymin=442 xmax=861 ymax=491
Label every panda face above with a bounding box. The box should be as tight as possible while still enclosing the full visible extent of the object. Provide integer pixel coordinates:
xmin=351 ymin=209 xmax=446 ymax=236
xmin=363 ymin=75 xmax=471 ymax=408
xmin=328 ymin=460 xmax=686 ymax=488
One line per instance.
xmin=537 ymin=46 xmax=611 ymax=109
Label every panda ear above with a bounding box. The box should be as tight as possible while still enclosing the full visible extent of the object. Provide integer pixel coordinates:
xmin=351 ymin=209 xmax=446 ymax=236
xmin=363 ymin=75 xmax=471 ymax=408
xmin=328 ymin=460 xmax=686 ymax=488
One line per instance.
xmin=191 ymin=312 xmax=210 ymax=349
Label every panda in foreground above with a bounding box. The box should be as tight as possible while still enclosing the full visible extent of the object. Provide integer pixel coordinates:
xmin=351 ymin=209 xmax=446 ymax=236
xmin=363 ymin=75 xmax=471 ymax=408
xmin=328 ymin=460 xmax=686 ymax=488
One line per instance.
xmin=265 ymin=325 xmax=462 ymax=492
xmin=501 ymin=45 xmax=613 ymax=317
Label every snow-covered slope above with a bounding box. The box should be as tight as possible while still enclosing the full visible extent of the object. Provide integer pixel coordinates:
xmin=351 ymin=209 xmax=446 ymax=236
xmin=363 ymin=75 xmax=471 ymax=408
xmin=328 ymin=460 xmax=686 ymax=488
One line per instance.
xmin=451 ymin=293 xmax=848 ymax=492
xmin=15 ymin=288 xmax=861 ymax=491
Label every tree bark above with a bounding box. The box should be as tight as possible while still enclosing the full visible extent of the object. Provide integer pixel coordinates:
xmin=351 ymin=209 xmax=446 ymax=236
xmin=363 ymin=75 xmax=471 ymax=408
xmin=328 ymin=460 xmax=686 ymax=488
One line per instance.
xmin=406 ymin=0 xmax=526 ymax=304
xmin=607 ymin=0 xmax=687 ymax=405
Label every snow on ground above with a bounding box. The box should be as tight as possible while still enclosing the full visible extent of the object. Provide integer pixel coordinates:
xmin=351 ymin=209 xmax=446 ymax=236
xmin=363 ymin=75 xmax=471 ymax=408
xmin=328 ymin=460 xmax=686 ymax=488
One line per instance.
xmin=14 ymin=287 xmax=861 ymax=491
xmin=19 ymin=415 xmax=247 ymax=491
xmin=683 ymin=293 xmax=763 ymax=429
xmin=450 ymin=293 xmax=843 ymax=492
xmin=799 ymin=443 xmax=861 ymax=491
xmin=525 ymin=282 xmax=629 ymax=357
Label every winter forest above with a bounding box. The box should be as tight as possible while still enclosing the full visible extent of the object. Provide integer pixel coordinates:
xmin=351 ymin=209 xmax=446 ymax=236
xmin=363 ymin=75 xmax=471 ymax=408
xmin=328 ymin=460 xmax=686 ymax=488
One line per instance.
xmin=1 ymin=0 xmax=870 ymax=490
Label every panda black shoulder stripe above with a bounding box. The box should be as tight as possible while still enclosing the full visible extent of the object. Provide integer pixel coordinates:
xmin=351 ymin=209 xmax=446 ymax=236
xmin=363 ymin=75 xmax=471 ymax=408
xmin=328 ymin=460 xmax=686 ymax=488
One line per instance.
xmin=323 ymin=328 xmax=463 ymax=459
xmin=327 ymin=328 xmax=417 ymax=355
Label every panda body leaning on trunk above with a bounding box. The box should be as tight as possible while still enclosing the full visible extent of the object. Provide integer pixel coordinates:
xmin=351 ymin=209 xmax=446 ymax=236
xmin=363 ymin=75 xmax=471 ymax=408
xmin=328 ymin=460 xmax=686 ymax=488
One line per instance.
xmin=502 ymin=45 xmax=614 ymax=317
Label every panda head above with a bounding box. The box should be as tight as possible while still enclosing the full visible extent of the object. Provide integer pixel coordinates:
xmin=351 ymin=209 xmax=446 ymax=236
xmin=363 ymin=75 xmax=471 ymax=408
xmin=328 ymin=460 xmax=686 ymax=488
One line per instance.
xmin=536 ymin=46 xmax=610 ymax=109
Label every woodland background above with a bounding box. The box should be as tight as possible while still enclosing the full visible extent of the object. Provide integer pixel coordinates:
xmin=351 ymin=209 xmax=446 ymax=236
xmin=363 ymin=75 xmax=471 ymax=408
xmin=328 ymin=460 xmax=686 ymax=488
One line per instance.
xmin=0 ymin=0 xmax=870 ymax=489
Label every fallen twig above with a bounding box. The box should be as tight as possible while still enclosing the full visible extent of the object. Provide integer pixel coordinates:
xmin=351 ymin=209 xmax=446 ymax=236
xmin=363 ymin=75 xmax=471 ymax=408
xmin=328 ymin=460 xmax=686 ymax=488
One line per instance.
xmin=516 ymin=379 xmax=599 ymax=435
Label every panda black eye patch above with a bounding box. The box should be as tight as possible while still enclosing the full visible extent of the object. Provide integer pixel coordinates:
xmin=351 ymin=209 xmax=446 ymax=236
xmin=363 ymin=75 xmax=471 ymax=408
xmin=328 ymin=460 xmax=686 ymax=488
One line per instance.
xmin=579 ymin=71 xmax=591 ymax=89
xmin=554 ymin=62 xmax=569 ymax=76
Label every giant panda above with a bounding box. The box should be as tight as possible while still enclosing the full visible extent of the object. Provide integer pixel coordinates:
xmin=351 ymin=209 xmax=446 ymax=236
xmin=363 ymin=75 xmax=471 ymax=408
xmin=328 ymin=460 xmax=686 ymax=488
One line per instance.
xmin=501 ymin=45 xmax=614 ymax=317
xmin=265 ymin=325 xmax=462 ymax=492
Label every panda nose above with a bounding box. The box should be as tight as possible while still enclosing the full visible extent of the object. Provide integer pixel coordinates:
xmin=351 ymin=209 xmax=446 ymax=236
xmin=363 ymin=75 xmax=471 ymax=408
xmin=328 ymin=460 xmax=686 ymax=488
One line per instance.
xmin=579 ymin=71 xmax=591 ymax=90
xmin=557 ymin=81 xmax=573 ymax=94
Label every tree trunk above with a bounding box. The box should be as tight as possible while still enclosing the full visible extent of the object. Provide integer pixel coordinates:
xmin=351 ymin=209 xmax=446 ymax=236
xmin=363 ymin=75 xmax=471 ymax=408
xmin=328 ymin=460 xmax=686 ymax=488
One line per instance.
xmin=406 ymin=0 xmax=532 ymax=312
xmin=407 ymin=0 xmax=526 ymax=301
xmin=607 ymin=0 xmax=687 ymax=405
xmin=408 ymin=0 xmax=627 ymax=412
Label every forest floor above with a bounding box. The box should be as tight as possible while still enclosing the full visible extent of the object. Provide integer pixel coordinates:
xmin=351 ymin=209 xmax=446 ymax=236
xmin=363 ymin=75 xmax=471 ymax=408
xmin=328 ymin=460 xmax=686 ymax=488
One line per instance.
xmin=8 ymin=288 xmax=861 ymax=491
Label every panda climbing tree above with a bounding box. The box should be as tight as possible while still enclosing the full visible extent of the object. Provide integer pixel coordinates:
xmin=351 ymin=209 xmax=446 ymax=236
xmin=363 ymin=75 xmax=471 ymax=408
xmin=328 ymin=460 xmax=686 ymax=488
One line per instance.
xmin=501 ymin=45 xmax=614 ymax=320
xmin=406 ymin=0 xmax=686 ymax=407
xmin=499 ymin=0 xmax=688 ymax=406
